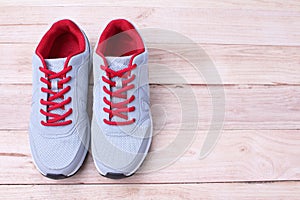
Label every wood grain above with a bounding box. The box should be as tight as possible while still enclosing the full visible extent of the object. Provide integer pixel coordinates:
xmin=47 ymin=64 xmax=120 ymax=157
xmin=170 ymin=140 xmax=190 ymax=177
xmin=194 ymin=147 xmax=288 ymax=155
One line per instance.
xmin=1 ymin=129 xmax=300 ymax=184
xmin=1 ymin=0 xmax=300 ymax=11
xmin=1 ymin=1 xmax=300 ymax=198
xmin=1 ymin=44 xmax=300 ymax=85
xmin=1 ymin=84 xmax=300 ymax=130
xmin=1 ymin=182 xmax=300 ymax=200
xmin=0 ymin=6 xmax=300 ymax=46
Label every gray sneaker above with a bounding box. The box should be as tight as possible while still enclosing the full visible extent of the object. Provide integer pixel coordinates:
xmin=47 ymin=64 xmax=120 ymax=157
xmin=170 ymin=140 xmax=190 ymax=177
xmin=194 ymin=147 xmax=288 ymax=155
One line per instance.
xmin=29 ymin=19 xmax=91 ymax=179
xmin=92 ymin=19 xmax=153 ymax=178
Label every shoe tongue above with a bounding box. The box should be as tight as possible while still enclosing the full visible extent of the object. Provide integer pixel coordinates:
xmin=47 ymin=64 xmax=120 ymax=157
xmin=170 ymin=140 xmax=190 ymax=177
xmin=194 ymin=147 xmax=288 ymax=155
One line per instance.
xmin=106 ymin=56 xmax=131 ymax=71
xmin=106 ymin=56 xmax=132 ymax=123
xmin=44 ymin=57 xmax=67 ymax=124
xmin=44 ymin=57 xmax=67 ymax=72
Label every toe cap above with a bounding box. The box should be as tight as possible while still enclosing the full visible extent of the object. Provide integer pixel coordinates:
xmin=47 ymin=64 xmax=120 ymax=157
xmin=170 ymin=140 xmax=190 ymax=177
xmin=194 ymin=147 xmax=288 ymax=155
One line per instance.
xmin=92 ymin=118 xmax=152 ymax=175
xmin=29 ymin=126 xmax=89 ymax=176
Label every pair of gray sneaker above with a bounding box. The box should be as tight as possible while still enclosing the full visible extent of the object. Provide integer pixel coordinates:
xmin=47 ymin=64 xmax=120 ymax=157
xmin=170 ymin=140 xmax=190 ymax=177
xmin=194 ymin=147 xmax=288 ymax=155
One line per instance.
xmin=29 ymin=19 xmax=152 ymax=179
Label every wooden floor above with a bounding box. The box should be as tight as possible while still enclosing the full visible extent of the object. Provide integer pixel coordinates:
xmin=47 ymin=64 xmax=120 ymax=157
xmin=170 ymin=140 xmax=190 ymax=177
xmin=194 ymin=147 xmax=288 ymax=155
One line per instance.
xmin=1 ymin=0 xmax=300 ymax=199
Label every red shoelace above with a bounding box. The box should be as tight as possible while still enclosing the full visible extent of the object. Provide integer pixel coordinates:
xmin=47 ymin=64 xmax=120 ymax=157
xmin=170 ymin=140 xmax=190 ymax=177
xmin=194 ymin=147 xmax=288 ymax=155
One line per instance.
xmin=101 ymin=63 xmax=137 ymax=125
xmin=39 ymin=65 xmax=73 ymax=126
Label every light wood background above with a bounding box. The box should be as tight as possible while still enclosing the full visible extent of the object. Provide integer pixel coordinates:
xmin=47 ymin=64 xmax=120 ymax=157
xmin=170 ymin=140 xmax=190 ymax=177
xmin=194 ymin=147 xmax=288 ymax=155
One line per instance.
xmin=1 ymin=0 xmax=300 ymax=199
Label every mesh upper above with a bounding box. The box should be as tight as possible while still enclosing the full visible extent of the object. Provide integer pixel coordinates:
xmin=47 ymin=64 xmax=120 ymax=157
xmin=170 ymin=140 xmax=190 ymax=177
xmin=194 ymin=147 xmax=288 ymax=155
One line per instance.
xmin=31 ymin=128 xmax=81 ymax=169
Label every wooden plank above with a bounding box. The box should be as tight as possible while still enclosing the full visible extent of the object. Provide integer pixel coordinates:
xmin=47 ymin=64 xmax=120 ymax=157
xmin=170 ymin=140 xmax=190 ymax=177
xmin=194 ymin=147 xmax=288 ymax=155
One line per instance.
xmin=1 ymin=182 xmax=300 ymax=199
xmin=1 ymin=84 xmax=300 ymax=130
xmin=1 ymin=43 xmax=300 ymax=85
xmin=1 ymin=129 xmax=300 ymax=184
xmin=0 ymin=7 xmax=300 ymax=46
xmin=1 ymin=0 xmax=300 ymax=11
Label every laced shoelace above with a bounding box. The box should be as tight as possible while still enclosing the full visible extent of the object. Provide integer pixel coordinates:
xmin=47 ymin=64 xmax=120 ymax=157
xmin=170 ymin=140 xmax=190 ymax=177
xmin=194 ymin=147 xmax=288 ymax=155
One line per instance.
xmin=101 ymin=63 xmax=137 ymax=125
xmin=39 ymin=65 xmax=73 ymax=126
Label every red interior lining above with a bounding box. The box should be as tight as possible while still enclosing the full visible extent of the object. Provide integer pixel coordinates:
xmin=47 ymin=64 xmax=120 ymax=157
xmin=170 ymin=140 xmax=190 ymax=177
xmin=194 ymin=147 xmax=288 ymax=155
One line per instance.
xmin=96 ymin=19 xmax=145 ymax=57
xmin=36 ymin=19 xmax=85 ymax=59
